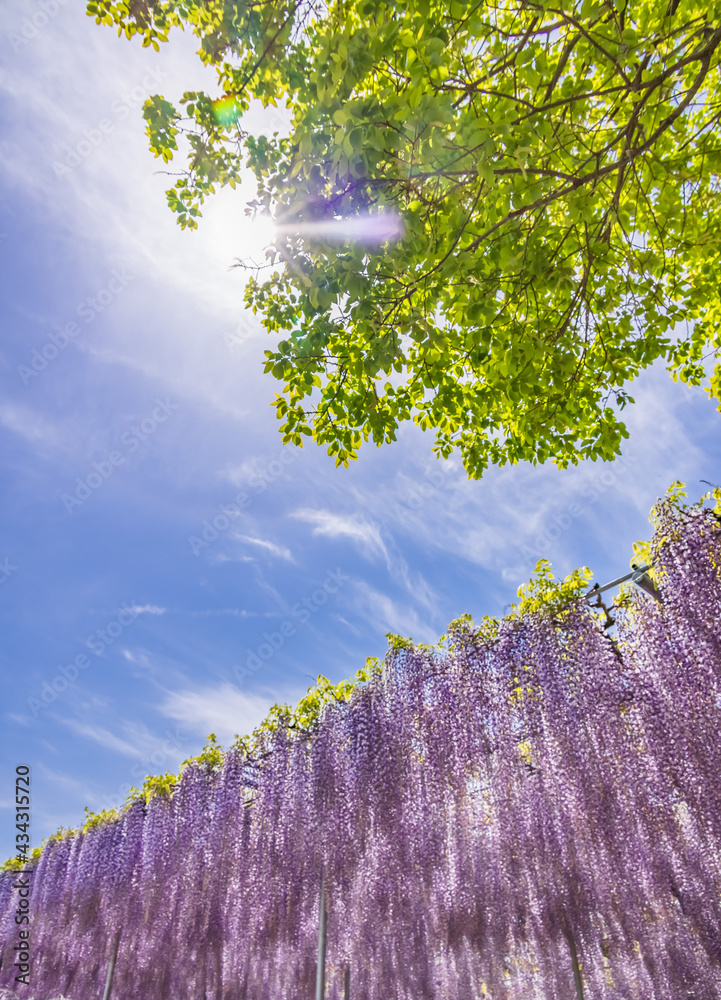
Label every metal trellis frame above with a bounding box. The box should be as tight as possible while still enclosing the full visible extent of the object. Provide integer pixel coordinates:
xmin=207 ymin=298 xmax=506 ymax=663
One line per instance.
xmin=316 ymin=870 xmax=328 ymax=1000
xmin=584 ymin=562 xmax=660 ymax=627
xmin=101 ymin=927 xmax=122 ymax=1000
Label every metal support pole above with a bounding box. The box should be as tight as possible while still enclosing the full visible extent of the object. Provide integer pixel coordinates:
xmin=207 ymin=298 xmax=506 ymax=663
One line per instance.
xmin=102 ymin=928 xmax=122 ymax=1000
xmin=584 ymin=563 xmax=661 ymax=604
xmin=566 ymin=929 xmax=584 ymax=1000
xmin=315 ymin=870 xmax=327 ymax=1000
xmin=343 ymin=964 xmax=350 ymax=1000
xmin=631 ymin=564 xmax=662 ymax=603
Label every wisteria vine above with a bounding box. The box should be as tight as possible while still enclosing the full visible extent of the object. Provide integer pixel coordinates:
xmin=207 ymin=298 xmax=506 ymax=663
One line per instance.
xmin=1 ymin=498 xmax=720 ymax=999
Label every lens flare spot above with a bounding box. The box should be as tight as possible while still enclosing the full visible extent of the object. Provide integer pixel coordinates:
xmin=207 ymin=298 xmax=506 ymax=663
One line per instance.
xmin=277 ymin=211 xmax=404 ymax=247
xmin=213 ymin=96 xmax=241 ymax=128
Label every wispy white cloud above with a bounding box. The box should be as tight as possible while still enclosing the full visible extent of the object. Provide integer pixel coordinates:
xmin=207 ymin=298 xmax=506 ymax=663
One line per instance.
xmin=351 ymin=581 xmax=439 ymax=646
xmin=221 ymin=444 xmax=300 ymax=492
xmin=291 ymin=501 xmax=442 ymax=613
xmin=332 ymin=615 xmax=364 ymax=637
xmin=61 ymin=720 xmax=144 ymax=758
xmin=60 ymin=716 xmax=188 ymax=768
xmin=293 ymin=508 xmax=389 ymax=564
xmin=127 ymin=604 xmax=167 ymax=616
xmin=120 ymin=649 xmax=164 ymax=678
xmin=158 ymin=682 xmax=274 ymax=748
xmin=35 ymin=763 xmax=97 ymax=800
xmin=189 ymin=607 xmax=260 ymax=617
xmin=6 ymin=713 xmax=31 ymax=727
xmin=234 ymin=534 xmax=294 ymax=562
xmin=0 ymin=402 xmax=65 ymax=450
xmin=121 ymin=649 xmax=148 ymax=665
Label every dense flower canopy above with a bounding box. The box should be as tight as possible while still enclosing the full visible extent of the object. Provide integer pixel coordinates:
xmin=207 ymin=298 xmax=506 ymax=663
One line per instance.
xmin=1 ymin=499 xmax=720 ymax=999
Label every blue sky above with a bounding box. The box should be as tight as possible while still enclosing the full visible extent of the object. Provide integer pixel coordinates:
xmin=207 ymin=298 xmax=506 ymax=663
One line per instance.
xmin=0 ymin=2 xmax=719 ymax=861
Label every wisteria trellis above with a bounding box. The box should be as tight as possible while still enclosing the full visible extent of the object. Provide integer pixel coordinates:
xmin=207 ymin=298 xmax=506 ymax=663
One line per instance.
xmin=1 ymin=500 xmax=720 ymax=1000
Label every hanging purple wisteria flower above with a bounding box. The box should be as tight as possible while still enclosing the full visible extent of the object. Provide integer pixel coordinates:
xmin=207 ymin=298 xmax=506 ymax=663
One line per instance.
xmin=1 ymin=499 xmax=720 ymax=1000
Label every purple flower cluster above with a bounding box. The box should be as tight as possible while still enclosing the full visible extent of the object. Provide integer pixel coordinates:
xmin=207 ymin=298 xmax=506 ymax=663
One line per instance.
xmin=2 ymin=501 xmax=720 ymax=999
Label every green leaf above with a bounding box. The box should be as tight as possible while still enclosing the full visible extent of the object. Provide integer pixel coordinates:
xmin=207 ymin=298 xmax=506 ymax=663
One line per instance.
xmin=91 ymin=0 xmax=721 ymax=479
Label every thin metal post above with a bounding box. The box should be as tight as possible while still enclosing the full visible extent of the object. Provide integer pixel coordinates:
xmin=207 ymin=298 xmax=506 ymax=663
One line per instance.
xmin=315 ymin=870 xmax=327 ymax=1000
xmin=343 ymin=964 xmax=350 ymax=1000
xmin=566 ymin=928 xmax=584 ymax=1000
xmin=102 ymin=928 xmax=122 ymax=1000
